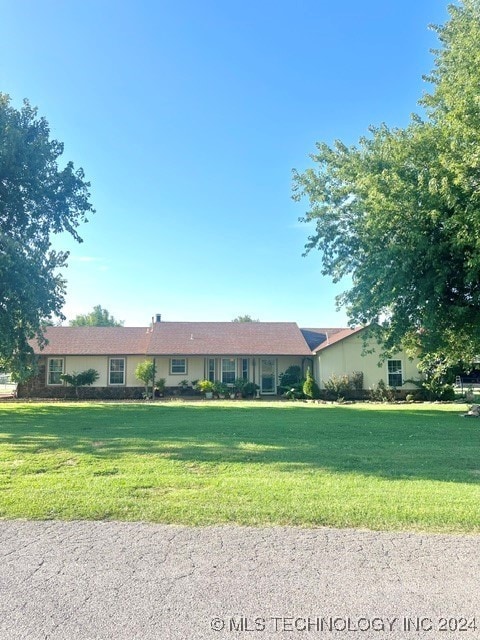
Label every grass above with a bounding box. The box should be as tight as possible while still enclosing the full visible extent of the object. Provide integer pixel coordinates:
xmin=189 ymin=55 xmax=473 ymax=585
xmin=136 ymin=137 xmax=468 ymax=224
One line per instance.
xmin=0 ymin=400 xmax=479 ymax=533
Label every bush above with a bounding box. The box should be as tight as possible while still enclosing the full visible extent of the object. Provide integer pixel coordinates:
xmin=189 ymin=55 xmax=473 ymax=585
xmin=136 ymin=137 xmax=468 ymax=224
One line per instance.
xmin=323 ymin=374 xmax=352 ymax=400
xmin=243 ymin=382 xmax=259 ymax=397
xmin=60 ymin=369 xmax=99 ymax=398
xmin=369 ymin=380 xmax=396 ymax=402
xmin=438 ymin=384 xmax=456 ymax=402
xmin=303 ymin=368 xmax=321 ymax=399
xmin=350 ymin=371 xmax=364 ymax=394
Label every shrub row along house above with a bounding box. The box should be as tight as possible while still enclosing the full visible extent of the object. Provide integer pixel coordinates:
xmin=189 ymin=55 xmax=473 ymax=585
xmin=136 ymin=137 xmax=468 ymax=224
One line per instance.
xmin=19 ymin=316 xmax=420 ymax=399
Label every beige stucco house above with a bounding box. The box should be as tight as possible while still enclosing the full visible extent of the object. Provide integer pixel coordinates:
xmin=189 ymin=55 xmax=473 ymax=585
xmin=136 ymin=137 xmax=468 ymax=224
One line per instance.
xmin=20 ymin=318 xmax=420 ymax=398
xmin=305 ymin=326 xmax=420 ymax=391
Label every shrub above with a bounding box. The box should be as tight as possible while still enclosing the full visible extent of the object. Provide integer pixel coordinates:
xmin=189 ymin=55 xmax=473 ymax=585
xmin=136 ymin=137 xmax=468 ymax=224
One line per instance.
xmin=323 ymin=374 xmax=352 ymax=400
xmin=303 ymin=368 xmax=321 ymax=399
xmin=234 ymin=379 xmax=259 ymax=398
xmin=369 ymin=380 xmax=396 ymax=402
xmin=278 ymin=365 xmax=305 ymax=397
xmin=60 ymin=369 xmax=99 ymax=398
xmin=350 ymin=371 xmax=364 ymax=394
xmin=154 ymin=378 xmax=166 ymax=396
xmin=438 ymin=384 xmax=456 ymax=402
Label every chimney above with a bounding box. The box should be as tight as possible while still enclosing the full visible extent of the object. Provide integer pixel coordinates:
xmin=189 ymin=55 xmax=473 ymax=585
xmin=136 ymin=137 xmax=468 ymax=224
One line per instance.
xmin=155 ymin=314 xmax=162 ymax=323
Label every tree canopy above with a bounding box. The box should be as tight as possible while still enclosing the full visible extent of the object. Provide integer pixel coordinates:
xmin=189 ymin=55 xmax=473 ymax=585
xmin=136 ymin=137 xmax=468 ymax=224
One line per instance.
xmin=293 ymin=0 xmax=480 ymax=366
xmin=0 ymin=94 xmax=94 ymax=377
xmin=69 ymin=305 xmax=123 ymax=327
xmin=232 ymin=315 xmax=259 ymax=323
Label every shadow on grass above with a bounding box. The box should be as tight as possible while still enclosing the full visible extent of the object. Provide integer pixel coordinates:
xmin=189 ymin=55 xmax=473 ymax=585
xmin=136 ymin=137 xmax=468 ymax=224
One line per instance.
xmin=0 ymin=403 xmax=478 ymax=484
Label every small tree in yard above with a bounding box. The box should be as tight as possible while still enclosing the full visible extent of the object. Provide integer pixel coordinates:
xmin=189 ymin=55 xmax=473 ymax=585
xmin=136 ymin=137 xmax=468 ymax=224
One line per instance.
xmin=135 ymin=360 xmax=156 ymax=398
xmin=303 ymin=368 xmax=321 ymax=399
xmin=60 ymin=369 xmax=99 ymax=398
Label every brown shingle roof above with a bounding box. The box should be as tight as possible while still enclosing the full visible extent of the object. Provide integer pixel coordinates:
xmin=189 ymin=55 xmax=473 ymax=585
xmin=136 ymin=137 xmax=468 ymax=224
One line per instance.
xmin=32 ymin=326 xmax=150 ymax=355
xmin=31 ymin=322 xmax=314 ymax=356
xmin=313 ymin=326 xmax=365 ymax=353
xmin=148 ymin=322 xmax=313 ymax=356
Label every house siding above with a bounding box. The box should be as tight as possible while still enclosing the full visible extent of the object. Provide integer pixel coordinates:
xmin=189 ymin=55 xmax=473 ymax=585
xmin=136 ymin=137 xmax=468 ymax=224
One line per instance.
xmin=316 ymin=333 xmax=420 ymax=391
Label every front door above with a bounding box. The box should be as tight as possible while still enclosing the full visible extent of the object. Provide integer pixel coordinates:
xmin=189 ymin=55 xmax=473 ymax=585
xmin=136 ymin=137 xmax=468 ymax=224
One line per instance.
xmin=260 ymin=358 xmax=276 ymax=394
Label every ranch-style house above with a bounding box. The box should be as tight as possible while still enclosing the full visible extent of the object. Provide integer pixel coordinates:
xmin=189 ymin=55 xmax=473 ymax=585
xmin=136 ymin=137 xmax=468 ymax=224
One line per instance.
xmin=19 ymin=316 xmax=420 ymax=398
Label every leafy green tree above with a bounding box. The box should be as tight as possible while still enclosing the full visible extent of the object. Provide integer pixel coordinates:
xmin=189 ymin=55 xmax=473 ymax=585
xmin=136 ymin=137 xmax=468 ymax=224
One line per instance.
xmin=60 ymin=369 xmax=99 ymax=398
xmin=232 ymin=315 xmax=259 ymax=322
xmin=69 ymin=305 xmax=123 ymax=327
xmin=293 ymin=1 xmax=480 ymax=367
xmin=135 ymin=360 xmax=156 ymax=398
xmin=0 ymin=94 xmax=94 ymax=377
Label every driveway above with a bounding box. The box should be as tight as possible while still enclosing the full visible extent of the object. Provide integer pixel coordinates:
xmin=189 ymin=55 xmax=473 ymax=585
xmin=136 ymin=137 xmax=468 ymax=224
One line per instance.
xmin=0 ymin=521 xmax=478 ymax=639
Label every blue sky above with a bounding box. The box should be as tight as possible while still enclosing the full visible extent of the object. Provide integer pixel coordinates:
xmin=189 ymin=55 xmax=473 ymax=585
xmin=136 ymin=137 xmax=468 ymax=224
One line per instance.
xmin=1 ymin=0 xmax=449 ymax=327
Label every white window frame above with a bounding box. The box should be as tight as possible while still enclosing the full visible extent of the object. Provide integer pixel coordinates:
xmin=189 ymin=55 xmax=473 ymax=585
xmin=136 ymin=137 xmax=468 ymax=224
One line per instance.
xmin=47 ymin=358 xmax=64 ymax=385
xmin=170 ymin=358 xmax=187 ymax=375
xmin=221 ymin=358 xmax=236 ymax=385
xmin=387 ymin=360 xmax=403 ymax=387
xmin=109 ymin=358 xmax=125 ymax=385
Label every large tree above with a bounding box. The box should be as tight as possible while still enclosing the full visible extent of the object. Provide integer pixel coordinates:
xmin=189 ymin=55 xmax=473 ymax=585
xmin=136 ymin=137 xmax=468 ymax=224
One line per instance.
xmin=293 ymin=0 xmax=480 ymax=366
xmin=69 ymin=305 xmax=123 ymax=327
xmin=0 ymin=94 xmax=94 ymax=376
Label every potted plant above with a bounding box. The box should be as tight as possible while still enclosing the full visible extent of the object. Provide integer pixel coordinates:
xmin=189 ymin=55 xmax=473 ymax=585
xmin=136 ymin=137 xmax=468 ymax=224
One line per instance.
xmin=213 ymin=381 xmax=229 ymax=398
xmin=196 ymin=379 xmax=215 ymax=399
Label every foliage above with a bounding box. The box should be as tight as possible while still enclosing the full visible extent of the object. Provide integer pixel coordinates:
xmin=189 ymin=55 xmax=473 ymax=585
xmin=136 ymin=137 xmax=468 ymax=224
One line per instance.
xmin=369 ymin=380 xmax=396 ymax=403
xmin=0 ymin=94 xmax=94 ymax=376
xmin=60 ymin=369 xmax=99 ymax=398
xmin=178 ymin=379 xmax=189 ymax=391
xmin=231 ymin=315 xmax=259 ymax=322
xmin=135 ymin=360 xmax=156 ymax=397
xmin=213 ymin=381 xmax=229 ymax=396
xmin=293 ymin=1 xmax=480 ymax=366
xmin=323 ymin=374 xmax=352 ymax=400
xmin=234 ymin=379 xmax=259 ymax=398
xmin=350 ymin=371 xmax=364 ymax=394
xmin=279 ymin=366 xmax=303 ymax=388
xmin=196 ymin=379 xmax=215 ymax=394
xmin=154 ymin=378 xmax=166 ymax=394
xmin=69 ymin=305 xmax=123 ymax=327
xmin=302 ymin=368 xmax=321 ymax=399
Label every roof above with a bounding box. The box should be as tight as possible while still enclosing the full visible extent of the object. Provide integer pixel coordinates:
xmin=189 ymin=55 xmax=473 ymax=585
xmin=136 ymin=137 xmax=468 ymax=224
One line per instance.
xmin=148 ymin=322 xmax=313 ymax=356
xmin=300 ymin=328 xmax=346 ymax=351
xmin=31 ymin=322 xmax=314 ymax=357
xmin=34 ymin=326 xmax=150 ymax=356
xmin=312 ymin=326 xmax=365 ymax=353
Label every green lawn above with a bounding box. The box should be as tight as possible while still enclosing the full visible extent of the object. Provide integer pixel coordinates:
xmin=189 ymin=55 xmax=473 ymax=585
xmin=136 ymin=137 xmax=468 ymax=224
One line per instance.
xmin=0 ymin=401 xmax=479 ymax=533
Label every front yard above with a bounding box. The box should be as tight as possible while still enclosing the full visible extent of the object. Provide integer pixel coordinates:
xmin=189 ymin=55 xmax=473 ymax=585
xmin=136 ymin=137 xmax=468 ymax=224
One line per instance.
xmin=0 ymin=401 xmax=478 ymax=533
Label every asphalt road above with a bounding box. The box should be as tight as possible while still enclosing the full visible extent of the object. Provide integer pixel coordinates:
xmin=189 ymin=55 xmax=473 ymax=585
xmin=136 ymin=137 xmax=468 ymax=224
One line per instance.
xmin=0 ymin=521 xmax=478 ymax=640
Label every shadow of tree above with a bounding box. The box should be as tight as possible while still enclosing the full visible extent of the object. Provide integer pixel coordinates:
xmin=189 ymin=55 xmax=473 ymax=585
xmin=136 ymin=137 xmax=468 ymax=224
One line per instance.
xmin=0 ymin=403 xmax=477 ymax=484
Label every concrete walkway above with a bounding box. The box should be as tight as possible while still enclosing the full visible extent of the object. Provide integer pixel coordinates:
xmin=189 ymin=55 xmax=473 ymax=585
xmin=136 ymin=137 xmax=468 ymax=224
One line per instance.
xmin=0 ymin=521 xmax=479 ymax=639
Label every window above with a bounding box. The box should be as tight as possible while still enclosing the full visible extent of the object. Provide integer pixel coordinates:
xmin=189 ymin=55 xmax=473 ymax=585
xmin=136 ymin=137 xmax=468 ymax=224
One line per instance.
xmin=47 ymin=358 xmax=64 ymax=385
xmin=170 ymin=358 xmax=187 ymax=375
xmin=109 ymin=358 xmax=125 ymax=385
xmin=241 ymin=358 xmax=249 ymax=380
xmin=387 ymin=360 xmax=402 ymax=387
xmin=208 ymin=358 xmax=215 ymax=382
xmin=222 ymin=358 xmax=236 ymax=385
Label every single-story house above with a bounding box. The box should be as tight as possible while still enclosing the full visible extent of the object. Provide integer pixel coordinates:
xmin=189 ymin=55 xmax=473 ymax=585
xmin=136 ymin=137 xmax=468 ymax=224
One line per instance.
xmin=19 ymin=317 xmax=420 ymax=398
